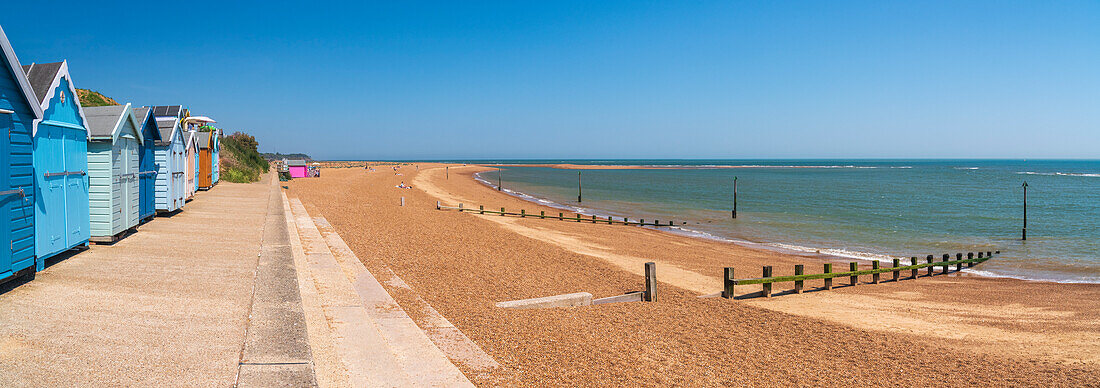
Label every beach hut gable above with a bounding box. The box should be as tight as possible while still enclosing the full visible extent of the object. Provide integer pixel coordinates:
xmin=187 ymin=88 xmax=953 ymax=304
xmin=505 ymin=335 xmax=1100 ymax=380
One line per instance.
xmin=22 ymin=61 xmax=88 ymax=133
xmin=0 ymin=26 xmax=41 ymax=280
xmin=152 ymin=118 xmax=186 ymax=212
xmin=23 ymin=60 xmax=92 ymax=263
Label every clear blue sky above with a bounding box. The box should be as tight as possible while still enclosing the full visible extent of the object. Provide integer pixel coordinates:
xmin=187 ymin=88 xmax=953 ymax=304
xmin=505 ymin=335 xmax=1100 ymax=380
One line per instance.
xmin=3 ymin=1 xmax=1098 ymax=160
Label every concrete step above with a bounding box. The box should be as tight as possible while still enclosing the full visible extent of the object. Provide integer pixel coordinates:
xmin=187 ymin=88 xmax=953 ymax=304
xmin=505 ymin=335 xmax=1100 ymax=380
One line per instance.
xmin=311 ymin=215 xmax=479 ymax=387
xmin=286 ymin=197 xmax=412 ymax=387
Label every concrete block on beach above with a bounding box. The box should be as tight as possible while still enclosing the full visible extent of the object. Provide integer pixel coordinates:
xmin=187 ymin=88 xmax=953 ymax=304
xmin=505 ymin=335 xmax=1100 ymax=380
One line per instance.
xmin=497 ymin=292 xmax=593 ymax=309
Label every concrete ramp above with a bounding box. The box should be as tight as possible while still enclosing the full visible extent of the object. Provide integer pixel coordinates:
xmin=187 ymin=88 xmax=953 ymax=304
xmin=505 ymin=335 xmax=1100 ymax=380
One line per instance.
xmin=285 ymin=195 xmax=474 ymax=387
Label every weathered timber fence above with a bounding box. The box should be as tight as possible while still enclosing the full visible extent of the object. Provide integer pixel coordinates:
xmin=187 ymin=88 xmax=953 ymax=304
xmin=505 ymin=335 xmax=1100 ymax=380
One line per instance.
xmin=436 ymin=202 xmax=687 ymax=227
xmin=721 ymin=250 xmax=1000 ymax=299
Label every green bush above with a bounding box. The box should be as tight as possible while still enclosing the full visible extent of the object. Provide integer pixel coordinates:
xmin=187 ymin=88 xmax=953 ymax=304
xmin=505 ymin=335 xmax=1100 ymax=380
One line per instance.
xmin=220 ymin=132 xmax=270 ymax=183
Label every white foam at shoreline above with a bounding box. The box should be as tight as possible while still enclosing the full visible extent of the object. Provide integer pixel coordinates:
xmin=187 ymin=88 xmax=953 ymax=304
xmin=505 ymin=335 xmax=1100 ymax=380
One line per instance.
xmin=469 ymin=171 xmax=1098 ymax=284
xmin=1017 ymin=171 xmax=1100 ymax=177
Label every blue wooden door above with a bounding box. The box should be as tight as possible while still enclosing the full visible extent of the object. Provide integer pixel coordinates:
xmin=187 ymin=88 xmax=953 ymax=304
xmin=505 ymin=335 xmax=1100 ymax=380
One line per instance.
xmin=0 ymin=112 xmax=11 ymax=274
xmin=65 ymin=126 xmax=88 ymax=245
xmin=37 ymin=124 xmax=66 ymax=256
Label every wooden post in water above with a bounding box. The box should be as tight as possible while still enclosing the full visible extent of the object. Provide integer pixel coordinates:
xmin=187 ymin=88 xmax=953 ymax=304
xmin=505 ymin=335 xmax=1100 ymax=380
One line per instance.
xmin=762 ymin=266 xmax=773 ymax=297
xmin=926 ymin=255 xmax=934 ymax=276
xmin=1022 ymin=181 xmax=1028 ymax=240
xmin=910 ymin=257 xmax=918 ymax=279
xmin=722 ymin=267 xmax=735 ymax=299
xmin=794 ymin=264 xmax=805 ymax=294
xmin=644 ymin=262 xmax=657 ymax=302
xmin=942 ymin=254 xmax=950 ymax=275
xmin=824 ymin=263 xmax=833 ymax=290
xmin=446 ymin=166 xmax=449 ymax=179
xmin=497 ymin=168 xmax=502 ymax=191
xmin=892 ymin=259 xmax=901 ymax=282
xmin=872 ymin=261 xmax=881 ymax=284
xmin=578 ymin=171 xmax=582 ymax=203
xmin=967 ymin=252 xmax=975 ymax=268
xmin=732 ymin=177 xmax=738 ymax=219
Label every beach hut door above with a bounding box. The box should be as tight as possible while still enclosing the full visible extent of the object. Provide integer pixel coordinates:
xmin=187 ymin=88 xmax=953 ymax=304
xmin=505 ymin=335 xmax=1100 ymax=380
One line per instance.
xmin=122 ymin=139 xmax=138 ymax=227
xmin=1 ymin=113 xmax=10 ymax=273
xmin=40 ymin=125 xmax=66 ymax=254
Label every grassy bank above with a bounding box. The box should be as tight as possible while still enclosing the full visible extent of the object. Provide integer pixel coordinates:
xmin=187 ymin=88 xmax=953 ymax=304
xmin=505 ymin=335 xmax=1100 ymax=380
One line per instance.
xmin=220 ymin=132 xmax=269 ymax=183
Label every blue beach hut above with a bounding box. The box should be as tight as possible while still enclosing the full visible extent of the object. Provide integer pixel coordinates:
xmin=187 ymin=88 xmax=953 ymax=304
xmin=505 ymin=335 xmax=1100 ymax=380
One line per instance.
xmin=132 ymin=107 xmax=161 ymax=223
xmin=22 ymin=60 xmax=90 ymax=266
xmin=83 ymin=104 xmax=142 ymax=242
xmin=152 ymin=116 xmax=185 ymax=212
xmin=0 ymin=26 xmax=42 ymax=283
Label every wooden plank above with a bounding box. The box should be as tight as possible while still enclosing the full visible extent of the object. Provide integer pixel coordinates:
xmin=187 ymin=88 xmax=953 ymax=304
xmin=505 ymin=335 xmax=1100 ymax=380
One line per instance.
xmin=794 ymin=265 xmax=804 ymax=294
xmin=872 ymin=261 xmax=880 ymax=284
xmin=722 ymin=267 xmax=735 ymax=299
xmin=762 ymin=266 xmax=773 ymax=297
xmin=644 ymin=262 xmax=657 ymax=302
xmin=849 ymin=262 xmax=858 ymax=286
xmin=824 ymin=263 xmax=833 ymax=290
xmin=892 ymin=259 xmax=900 ymax=282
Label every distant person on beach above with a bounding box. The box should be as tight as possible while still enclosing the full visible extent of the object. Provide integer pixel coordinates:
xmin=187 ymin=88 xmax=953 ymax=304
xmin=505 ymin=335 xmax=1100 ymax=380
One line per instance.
xmin=396 ymin=182 xmax=411 ymax=189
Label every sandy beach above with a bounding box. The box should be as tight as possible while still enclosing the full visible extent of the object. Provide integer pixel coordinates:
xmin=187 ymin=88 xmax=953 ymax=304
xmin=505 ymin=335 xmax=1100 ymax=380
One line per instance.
xmin=286 ymin=163 xmax=1100 ymax=386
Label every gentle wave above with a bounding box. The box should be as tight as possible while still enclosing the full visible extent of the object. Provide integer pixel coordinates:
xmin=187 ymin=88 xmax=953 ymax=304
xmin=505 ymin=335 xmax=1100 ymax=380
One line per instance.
xmin=962 ymin=269 xmax=1100 ymax=284
xmin=1017 ymin=171 xmax=1100 ymax=177
xmin=955 ymin=167 xmax=980 ymax=170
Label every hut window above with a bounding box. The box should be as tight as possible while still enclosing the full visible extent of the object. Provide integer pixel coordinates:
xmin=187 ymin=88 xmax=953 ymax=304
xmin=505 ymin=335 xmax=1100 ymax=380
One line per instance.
xmin=60 ymin=92 xmax=66 ymax=104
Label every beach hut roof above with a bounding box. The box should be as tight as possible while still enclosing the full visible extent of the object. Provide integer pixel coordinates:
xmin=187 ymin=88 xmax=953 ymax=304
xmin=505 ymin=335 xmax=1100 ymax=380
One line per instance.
xmin=0 ymin=26 xmax=44 ymax=120
xmin=132 ymin=107 xmax=162 ymax=141
xmin=287 ymin=160 xmax=307 ymax=167
xmin=20 ymin=61 xmax=62 ymax=105
xmin=83 ymin=103 xmax=143 ymax=142
xmin=155 ymin=118 xmax=181 ymax=143
xmin=196 ymin=132 xmax=212 ymax=149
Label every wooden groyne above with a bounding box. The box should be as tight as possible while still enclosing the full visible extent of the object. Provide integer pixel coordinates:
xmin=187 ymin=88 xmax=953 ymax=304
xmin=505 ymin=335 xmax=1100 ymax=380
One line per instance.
xmin=437 ymin=202 xmax=688 ymax=227
xmin=724 ymin=251 xmax=999 ymax=299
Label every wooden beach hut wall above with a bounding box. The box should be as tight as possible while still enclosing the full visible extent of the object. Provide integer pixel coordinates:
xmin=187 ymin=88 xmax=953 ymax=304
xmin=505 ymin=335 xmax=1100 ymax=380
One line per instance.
xmin=22 ymin=60 xmax=91 ymax=264
xmin=196 ymin=131 xmax=213 ymax=190
xmin=83 ymin=104 xmax=143 ymax=241
xmin=152 ymin=117 xmax=185 ymax=212
xmin=131 ymin=107 xmax=161 ymax=222
xmin=287 ymin=160 xmax=309 ymax=178
xmin=0 ymin=26 xmax=42 ymax=282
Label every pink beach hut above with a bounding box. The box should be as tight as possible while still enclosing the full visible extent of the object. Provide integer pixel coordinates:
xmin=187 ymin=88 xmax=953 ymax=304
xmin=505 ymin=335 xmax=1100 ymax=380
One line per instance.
xmin=287 ymin=160 xmax=309 ymax=178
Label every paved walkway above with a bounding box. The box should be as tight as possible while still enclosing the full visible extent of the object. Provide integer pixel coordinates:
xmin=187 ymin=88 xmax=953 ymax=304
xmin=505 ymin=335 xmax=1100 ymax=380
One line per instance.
xmin=0 ymin=176 xmax=315 ymax=386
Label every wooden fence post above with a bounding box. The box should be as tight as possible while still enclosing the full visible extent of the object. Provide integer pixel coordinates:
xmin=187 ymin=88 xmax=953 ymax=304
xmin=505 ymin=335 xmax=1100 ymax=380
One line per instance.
xmin=967 ymin=252 xmax=974 ymax=267
xmin=501 ymin=207 xmax=505 ymax=216
xmin=762 ymin=266 xmax=773 ymax=297
xmin=436 ymin=201 xmax=440 ymax=210
xmin=892 ymin=259 xmax=900 ymax=282
xmin=910 ymin=257 xmax=918 ymax=279
xmin=540 ymin=210 xmax=546 ymax=219
xmin=457 ymin=203 xmax=462 ymax=211
xmin=850 ymin=262 xmax=858 ymax=286
xmin=956 ymin=253 xmax=963 ymax=271
xmin=794 ymin=264 xmax=804 ymax=294
xmin=576 ymin=214 xmax=581 ymax=222
xmin=644 ymin=262 xmax=657 ymax=302
xmin=480 ymin=205 xmax=484 ymax=214
xmin=872 ymin=261 xmax=881 ymax=284
xmin=942 ymin=254 xmax=950 ymax=275
xmin=824 ymin=263 xmax=833 ymax=290
xmin=722 ymin=267 xmax=735 ymax=299
xmin=521 ymin=209 xmax=525 ymax=218
xmin=926 ymin=255 xmax=934 ymax=276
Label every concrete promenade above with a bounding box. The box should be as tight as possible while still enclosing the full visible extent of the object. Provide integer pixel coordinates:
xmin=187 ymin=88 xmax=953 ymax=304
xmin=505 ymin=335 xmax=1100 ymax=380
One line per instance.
xmin=0 ymin=175 xmax=315 ymax=386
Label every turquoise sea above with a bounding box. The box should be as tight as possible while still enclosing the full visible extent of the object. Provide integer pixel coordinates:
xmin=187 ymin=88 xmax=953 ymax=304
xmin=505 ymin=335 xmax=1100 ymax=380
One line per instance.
xmin=454 ymin=160 xmax=1100 ymax=284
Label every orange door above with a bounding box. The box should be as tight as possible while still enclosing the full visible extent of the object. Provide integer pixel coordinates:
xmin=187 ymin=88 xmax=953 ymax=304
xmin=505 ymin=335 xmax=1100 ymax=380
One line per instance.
xmin=199 ymin=149 xmax=212 ymax=188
